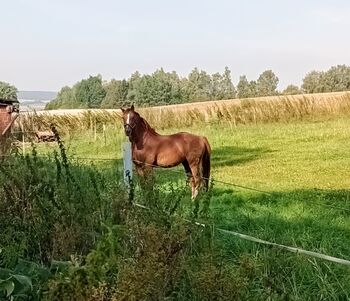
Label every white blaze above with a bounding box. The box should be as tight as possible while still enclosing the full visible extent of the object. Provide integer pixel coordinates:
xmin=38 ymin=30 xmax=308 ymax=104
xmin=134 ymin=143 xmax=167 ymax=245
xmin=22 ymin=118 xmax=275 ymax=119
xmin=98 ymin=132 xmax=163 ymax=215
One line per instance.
xmin=126 ymin=113 xmax=130 ymax=125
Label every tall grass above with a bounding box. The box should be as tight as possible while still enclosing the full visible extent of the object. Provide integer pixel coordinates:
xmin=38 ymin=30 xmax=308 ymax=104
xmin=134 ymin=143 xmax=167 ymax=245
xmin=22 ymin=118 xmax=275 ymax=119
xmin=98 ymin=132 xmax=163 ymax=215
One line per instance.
xmin=0 ymin=145 xmax=251 ymax=300
xmin=16 ymin=91 xmax=350 ymax=134
xmin=3 ymin=92 xmax=350 ymax=299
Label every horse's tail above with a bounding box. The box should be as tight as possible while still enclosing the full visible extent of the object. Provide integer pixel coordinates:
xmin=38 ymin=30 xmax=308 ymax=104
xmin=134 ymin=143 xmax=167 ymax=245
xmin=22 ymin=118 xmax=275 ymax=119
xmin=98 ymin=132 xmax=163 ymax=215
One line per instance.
xmin=202 ymin=137 xmax=211 ymax=191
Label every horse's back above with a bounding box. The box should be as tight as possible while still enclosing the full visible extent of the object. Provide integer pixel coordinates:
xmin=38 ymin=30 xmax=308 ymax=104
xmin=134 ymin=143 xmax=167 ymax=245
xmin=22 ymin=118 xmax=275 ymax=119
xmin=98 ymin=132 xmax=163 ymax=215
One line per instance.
xmin=166 ymin=132 xmax=204 ymax=145
xmin=163 ymin=132 xmax=210 ymax=157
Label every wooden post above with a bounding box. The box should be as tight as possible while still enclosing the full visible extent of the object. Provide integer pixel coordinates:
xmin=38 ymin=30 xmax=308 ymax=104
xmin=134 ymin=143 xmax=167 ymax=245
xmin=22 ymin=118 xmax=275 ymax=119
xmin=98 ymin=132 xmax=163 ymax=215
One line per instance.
xmin=21 ymin=122 xmax=25 ymax=155
xmin=103 ymin=124 xmax=106 ymax=146
xmin=123 ymin=142 xmax=133 ymax=202
xmin=94 ymin=119 xmax=97 ymax=141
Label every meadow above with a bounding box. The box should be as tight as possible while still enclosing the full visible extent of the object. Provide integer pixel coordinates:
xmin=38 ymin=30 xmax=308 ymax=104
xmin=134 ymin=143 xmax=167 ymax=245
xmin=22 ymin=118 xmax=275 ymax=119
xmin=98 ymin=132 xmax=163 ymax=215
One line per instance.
xmin=2 ymin=92 xmax=350 ymax=300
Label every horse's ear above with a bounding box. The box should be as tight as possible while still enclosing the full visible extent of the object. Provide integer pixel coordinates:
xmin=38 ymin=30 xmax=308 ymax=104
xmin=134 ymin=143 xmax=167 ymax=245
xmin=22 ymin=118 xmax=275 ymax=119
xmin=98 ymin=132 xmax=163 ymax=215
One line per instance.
xmin=130 ymin=104 xmax=134 ymax=111
xmin=120 ymin=107 xmax=125 ymax=113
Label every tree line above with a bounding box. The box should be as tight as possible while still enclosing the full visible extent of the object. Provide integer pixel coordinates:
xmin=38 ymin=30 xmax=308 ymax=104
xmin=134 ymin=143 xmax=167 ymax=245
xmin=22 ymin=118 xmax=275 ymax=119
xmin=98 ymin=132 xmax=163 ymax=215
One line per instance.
xmin=2 ymin=64 xmax=348 ymax=110
xmin=45 ymin=67 xmax=238 ymax=109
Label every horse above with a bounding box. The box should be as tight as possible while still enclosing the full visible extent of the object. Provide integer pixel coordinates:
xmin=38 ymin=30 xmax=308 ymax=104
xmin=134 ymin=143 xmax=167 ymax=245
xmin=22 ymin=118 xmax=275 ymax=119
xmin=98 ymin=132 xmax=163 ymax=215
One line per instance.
xmin=121 ymin=105 xmax=211 ymax=199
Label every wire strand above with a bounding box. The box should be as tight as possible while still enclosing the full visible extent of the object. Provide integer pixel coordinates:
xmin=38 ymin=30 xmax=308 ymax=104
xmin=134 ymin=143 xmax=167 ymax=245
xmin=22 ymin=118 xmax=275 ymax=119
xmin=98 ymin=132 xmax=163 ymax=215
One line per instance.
xmin=132 ymin=201 xmax=350 ymax=267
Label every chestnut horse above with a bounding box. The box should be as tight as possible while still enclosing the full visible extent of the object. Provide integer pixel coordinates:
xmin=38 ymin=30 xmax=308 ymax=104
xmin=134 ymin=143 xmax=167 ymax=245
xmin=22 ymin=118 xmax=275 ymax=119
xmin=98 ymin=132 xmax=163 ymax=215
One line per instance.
xmin=121 ymin=105 xmax=211 ymax=199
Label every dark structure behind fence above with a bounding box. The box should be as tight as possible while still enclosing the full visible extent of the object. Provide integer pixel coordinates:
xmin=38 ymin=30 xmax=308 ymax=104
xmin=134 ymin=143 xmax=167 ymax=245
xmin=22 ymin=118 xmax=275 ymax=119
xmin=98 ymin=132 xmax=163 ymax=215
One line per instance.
xmin=0 ymin=98 xmax=19 ymax=155
xmin=0 ymin=98 xmax=19 ymax=137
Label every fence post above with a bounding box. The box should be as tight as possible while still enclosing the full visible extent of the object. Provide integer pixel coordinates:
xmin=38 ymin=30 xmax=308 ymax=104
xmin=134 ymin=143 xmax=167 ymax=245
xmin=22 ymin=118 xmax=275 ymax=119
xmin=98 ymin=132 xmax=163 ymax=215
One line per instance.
xmin=103 ymin=124 xmax=106 ymax=146
xmin=94 ymin=119 xmax=97 ymax=141
xmin=21 ymin=122 xmax=25 ymax=155
xmin=122 ymin=142 xmax=134 ymax=202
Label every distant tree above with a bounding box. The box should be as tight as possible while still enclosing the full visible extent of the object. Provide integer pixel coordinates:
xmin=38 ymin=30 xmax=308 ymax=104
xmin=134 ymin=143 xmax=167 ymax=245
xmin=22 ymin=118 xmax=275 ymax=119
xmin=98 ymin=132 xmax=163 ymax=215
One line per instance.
xmin=126 ymin=71 xmax=142 ymax=104
xmin=166 ymin=70 xmax=186 ymax=104
xmin=152 ymin=69 xmax=184 ymax=104
xmin=321 ymin=65 xmax=350 ymax=92
xmin=221 ymin=66 xmax=236 ymax=99
xmin=101 ymin=79 xmax=129 ymax=108
xmin=75 ymin=75 xmax=106 ymax=108
xmin=0 ymin=81 xmax=17 ymax=100
xmin=236 ymin=75 xmax=259 ymax=98
xmin=45 ymin=86 xmax=79 ymax=109
xmin=46 ymin=64 xmax=350 ymax=110
xmin=248 ymin=80 xmax=258 ymax=97
xmin=283 ymin=84 xmax=302 ymax=95
xmin=237 ymin=75 xmax=250 ymax=98
xmin=46 ymin=75 xmax=106 ymax=109
xmin=185 ymin=68 xmax=212 ymax=102
xmin=256 ymin=70 xmax=279 ymax=96
xmin=301 ymin=71 xmax=324 ymax=93
xmin=211 ymin=72 xmax=224 ymax=100
xmin=127 ymin=69 xmax=185 ymax=106
xmin=211 ymin=67 xmax=236 ymax=100
xmin=134 ymin=73 xmax=171 ymax=106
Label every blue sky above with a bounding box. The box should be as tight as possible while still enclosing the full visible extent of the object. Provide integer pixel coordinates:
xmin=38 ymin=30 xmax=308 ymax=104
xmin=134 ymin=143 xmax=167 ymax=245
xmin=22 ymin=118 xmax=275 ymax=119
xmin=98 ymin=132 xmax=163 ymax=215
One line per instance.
xmin=1 ymin=0 xmax=350 ymax=91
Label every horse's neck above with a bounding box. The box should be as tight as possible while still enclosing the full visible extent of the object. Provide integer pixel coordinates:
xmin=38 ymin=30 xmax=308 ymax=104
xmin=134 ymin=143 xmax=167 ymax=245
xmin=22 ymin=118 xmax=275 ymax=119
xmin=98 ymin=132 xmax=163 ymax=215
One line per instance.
xmin=131 ymin=119 xmax=157 ymax=149
xmin=141 ymin=118 xmax=159 ymax=136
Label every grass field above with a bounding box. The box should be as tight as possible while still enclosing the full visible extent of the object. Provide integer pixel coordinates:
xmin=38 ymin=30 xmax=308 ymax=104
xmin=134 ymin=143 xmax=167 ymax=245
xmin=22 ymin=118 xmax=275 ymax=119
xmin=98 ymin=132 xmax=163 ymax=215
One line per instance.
xmin=26 ymin=113 xmax=350 ymax=299
xmin=4 ymin=93 xmax=350 ymax=299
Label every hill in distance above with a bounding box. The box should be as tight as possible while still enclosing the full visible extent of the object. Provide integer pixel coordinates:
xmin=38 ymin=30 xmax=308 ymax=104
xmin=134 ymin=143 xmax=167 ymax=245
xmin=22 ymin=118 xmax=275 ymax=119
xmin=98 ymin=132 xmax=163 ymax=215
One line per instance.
xmin=18 ymin=91 xmax=57 ymax=101
xmin=17 ymin=91 xmax=57 ymax=111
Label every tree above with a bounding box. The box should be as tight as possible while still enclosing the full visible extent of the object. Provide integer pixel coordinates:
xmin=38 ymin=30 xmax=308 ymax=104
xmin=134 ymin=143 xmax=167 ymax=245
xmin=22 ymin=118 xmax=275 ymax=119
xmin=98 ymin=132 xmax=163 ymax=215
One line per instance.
xmin=236 ymin=76 xmax=257 ymax=98
xmin=133 ymin=73 xmax=171 ymax=106
xmin=127 ymin=71 xmax=142 ymax=104
xmin=101 ymin=79 xmax=129 ymax=108
xmin=321 ymin=65 xmax=350 ymax=92
xmin=0 ymin=81 xmax=17 ymax=100
xmin=237 ymin=75 xmax=250 ymax=98
xmin=210 ymin=72 xmax=224 ymax=100
xmin=45 ymin=86 xmax=78 ymax=109
xmin=127 ymin=69 xmax=185 ymax=106
xmin=185 ymin=68 xmax=212 ymax=102
xmin=221 ymin=66 xmax=236 ymax=99
xmin=282 ymin=84 xmax=301 ymax=95
xmin=256 ymin=70 xmax=279 ymax=96
xmin=46 ymin=75 xmax=106 ymax=109
xmin=210 ymin=67 xmax=236 ymax=100
xmin=248 ymin=80 xmax=258 ymax=97
xmin=151 ymin=69 xmax=184 ymax=105
xmin=301 ymin=71 xmax=324 ymax=93
xmin=75 ymin=75 xmax=106 ymax=108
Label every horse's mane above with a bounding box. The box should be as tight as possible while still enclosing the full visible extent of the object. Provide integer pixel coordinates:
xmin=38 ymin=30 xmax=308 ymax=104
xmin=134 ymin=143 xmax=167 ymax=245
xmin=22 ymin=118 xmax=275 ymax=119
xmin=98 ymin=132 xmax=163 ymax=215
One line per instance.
xmin=140 ymin=115 xmax=158 ymax=136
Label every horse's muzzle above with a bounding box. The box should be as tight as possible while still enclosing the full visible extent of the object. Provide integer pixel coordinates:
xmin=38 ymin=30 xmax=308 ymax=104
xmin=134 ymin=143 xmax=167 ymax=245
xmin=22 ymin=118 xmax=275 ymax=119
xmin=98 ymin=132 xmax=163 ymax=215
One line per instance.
xmin=124 ymin=124 xmax=132 ymax=136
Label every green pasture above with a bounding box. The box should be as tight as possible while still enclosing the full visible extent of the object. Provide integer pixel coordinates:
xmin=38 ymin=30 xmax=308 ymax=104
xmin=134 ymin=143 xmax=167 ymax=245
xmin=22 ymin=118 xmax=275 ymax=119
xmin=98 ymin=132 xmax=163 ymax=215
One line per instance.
xmin=14 ymin=115 xmax=350 ymax=299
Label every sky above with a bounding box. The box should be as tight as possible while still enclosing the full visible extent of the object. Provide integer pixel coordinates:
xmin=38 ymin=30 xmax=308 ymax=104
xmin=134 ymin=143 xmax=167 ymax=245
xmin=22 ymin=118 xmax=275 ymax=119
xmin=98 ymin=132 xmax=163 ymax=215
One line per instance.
xmin=1 ymin=0 xmax=350 ymax=91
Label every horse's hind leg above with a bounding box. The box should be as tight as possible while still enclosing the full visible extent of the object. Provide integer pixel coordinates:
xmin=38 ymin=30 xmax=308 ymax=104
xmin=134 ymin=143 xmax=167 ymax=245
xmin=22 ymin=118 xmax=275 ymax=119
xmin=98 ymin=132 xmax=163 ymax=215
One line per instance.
xmin=182 ymin=160 xmax=194 ymax=194
xmin=188 ymin=161 xmax=201 ymax=200
xmin=182 ymin=160 xmax=192 ymax=182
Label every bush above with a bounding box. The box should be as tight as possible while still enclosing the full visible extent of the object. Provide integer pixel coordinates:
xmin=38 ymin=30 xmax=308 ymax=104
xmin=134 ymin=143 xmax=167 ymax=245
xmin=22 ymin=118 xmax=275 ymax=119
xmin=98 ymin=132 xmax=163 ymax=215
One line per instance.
xmin=0 ymin=144 xmax=125 ymax=268
xmin=1 ymin=141 xmax=254 ymax=300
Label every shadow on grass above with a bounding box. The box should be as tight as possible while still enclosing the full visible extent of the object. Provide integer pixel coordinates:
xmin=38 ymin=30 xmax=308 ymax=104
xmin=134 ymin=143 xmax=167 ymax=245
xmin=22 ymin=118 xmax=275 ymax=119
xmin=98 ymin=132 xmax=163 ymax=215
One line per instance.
xmin=209 ymin=187 xmax=350 ymax=259
xmin=144 ymin=167 xmax=350 ymax=252
xmin=212 ymin=146 xmax=272 ymax=167
xmin=98 ymin=155 xmax=350 ymax=263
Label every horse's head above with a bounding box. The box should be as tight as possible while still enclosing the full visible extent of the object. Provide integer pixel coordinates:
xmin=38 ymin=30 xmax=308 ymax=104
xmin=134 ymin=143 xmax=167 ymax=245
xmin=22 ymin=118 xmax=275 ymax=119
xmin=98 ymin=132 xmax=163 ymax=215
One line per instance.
xmin=121 ymin=104 xmax=141 ymax=137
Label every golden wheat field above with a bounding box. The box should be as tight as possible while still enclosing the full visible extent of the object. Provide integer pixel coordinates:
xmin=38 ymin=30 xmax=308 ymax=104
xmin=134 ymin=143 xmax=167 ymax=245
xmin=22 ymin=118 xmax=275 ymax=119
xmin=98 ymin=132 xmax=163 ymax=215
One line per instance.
xmin=16 ymin=91 xmax=350 ymax=133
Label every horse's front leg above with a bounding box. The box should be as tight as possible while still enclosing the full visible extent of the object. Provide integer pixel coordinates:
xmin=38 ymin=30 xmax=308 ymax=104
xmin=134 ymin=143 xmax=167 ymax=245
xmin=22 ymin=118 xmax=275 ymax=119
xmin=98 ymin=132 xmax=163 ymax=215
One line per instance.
xmin=135 ymin=164 xmax=154 ymax=191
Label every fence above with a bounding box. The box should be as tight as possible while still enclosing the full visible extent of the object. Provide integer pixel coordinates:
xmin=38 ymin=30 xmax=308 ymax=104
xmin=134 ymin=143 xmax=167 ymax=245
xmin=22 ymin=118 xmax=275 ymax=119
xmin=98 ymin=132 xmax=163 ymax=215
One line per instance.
xmin=122 ymin=142 xmax=350 ymax=267
xmin=2 ymin=132 xmax=350 ymax=267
